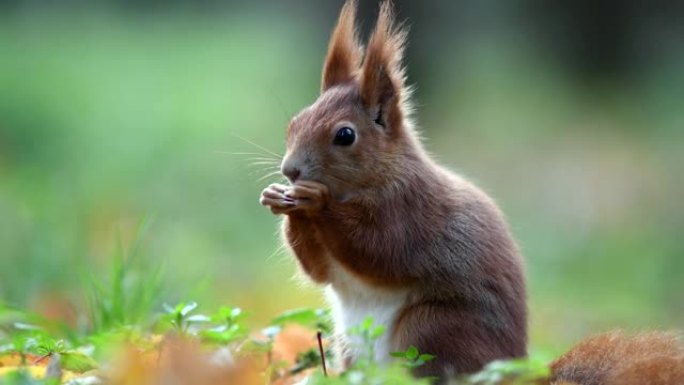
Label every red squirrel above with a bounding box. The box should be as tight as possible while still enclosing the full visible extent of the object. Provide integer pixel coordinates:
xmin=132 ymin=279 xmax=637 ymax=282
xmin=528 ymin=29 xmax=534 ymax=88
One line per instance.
xmin=259 ymin=1 xmax=683 ymax=383
xmin=260 ymin=0 xmax=525 ymax=378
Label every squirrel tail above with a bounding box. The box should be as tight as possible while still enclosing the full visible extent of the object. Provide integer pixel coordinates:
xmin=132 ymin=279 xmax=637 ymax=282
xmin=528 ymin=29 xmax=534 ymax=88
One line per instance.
xmin=548 ymin=330 xmax=684 ymax=385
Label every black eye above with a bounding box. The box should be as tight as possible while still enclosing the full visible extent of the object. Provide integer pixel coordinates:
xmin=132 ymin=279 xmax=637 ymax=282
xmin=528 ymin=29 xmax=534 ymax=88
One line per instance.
xmin=333 ymin=126 xmax=356 ymax=146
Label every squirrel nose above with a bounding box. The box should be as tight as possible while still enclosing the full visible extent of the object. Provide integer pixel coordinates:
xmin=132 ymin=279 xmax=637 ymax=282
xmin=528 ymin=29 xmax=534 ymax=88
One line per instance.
xmin=282 ymin=165 xmax=301 ymax=182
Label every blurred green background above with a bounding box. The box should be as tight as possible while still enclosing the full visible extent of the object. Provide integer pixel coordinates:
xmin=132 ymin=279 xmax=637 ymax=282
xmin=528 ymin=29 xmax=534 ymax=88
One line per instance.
xmin=1 ymin=0 xmax=682 ymax=355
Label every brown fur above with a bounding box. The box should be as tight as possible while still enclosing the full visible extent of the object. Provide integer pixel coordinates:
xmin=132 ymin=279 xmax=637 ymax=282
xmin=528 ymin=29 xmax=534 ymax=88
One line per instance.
xmin=550 ymin=331 xmax=684 ymax=385
xmin=260 ymin=1 xmax=527 ymax=381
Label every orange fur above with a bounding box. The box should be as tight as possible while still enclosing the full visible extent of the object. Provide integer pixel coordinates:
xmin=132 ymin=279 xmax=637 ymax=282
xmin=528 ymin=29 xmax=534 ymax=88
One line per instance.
xmin=550 ymin=331 xmax=684 ymax=385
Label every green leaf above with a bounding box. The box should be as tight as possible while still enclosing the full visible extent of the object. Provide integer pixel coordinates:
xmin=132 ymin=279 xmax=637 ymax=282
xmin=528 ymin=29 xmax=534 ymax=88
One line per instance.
xmin=469 ymin=357 xmax=551 ymax=384
xmin=29 ymin=335 xmax=62 ymax=356
xmin=418 ymin=354 xmax=435 ymax=362
xmin=201 ymin=324 xmax=247 ymax=345
xmin=270 ymin=308 xmax=324 ymax=327
xmin=180 ymin=302 xmax=198 ymax=317
xmin=370 ymin=325 xmax=386 ymax=339
xmin=210 ymin=307 xmax=247 ymax=329
xmin=185 ymin=314 xmax=210 ymax=323
xmin=405 ymin=345 xmax=419 ymax=361
xmin=290 ymin=348 xmax=322 ymax=375
xmin=13 ymin=323 xmax=42 ymax=331
xmin=61 ymin=351 xmax=99 ymax=373
xmin=361 ymin=316 xmax=374 ymax=331
xmin=262 ymin=325 xmax=282 ymax=339
xmin=162 ymin=303 xmax=176 ymax=314
xmin=230 ymin=308 xmax=242 ymax=318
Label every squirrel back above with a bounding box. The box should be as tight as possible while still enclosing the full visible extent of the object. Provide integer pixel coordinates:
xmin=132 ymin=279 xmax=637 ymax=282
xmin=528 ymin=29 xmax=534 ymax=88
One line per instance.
xmin=549 ymin=330 xmax=684 ymax=385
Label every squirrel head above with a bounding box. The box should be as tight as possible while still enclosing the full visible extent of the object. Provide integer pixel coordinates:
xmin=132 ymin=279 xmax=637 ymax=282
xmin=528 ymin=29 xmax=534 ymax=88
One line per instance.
xmin=281 ymin=0 xmax=418 ymax=198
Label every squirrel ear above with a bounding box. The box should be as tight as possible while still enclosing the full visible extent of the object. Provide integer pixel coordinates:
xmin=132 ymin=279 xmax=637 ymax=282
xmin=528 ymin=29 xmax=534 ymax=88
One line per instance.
xmin=360 ymin=1 xmax=408 ymax=134
xmin=321 ymin=0 xmax=362 ymax=92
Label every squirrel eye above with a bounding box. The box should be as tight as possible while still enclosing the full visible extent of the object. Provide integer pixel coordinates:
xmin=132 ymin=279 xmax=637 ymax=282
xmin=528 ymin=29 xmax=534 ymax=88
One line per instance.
xmin=333 ymin=126 xmax=356 ymax=146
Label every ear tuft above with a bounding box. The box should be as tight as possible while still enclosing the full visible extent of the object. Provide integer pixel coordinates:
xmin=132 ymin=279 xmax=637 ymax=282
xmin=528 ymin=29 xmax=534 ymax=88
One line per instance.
xmin=321 ymin=0 xmax=362 ymax=92
xmin=360 ymin=0 xmax=409 ymax=133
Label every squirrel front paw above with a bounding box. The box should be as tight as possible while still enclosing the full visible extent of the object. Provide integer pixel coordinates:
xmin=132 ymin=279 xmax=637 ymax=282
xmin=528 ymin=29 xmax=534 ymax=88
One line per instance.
xmin=259 ymin=181 xmax=329 ymax=216
xmin=260 ymin=183 xmax=295 ymax=215
xmin=285 ymin=180 xmax=329 ymax=213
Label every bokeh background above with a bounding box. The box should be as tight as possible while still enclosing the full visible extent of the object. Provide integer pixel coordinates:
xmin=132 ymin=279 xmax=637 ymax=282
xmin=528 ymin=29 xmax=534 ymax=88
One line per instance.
xmin=1 ymin=0 xmax=682 ymax=356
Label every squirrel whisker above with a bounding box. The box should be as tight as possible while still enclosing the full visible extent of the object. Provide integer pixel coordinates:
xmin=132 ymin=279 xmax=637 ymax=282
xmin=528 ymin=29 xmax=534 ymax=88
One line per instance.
xmin=229 ymin=134 xmax=283 ymax=159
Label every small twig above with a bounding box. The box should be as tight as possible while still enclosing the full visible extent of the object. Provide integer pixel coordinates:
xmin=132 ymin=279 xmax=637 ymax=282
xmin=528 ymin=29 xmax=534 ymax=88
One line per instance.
xmin=156 ymin=337 xmax=165 ymax=365
xmin=317 ymin=331 xmax=327 ymax=377
xmin=33 ymin=353 xmax=52 ymax=365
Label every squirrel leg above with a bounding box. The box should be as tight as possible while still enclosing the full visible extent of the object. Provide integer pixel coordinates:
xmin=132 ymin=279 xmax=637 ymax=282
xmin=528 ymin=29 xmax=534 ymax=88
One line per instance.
xmin=282 ymin=213 xmax=330 ymax=283
xmin=261 ymin=182 xmax=330 ymax=282
xmin=392 ymin=302 xmax=526 ymax=382
xmin=281 ymin=180 xmax=331 ymax=283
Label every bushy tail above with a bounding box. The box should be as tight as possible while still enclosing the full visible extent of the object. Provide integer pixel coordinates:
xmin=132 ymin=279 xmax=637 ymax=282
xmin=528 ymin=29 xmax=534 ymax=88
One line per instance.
xmin=549 ymin=330 xmax=684 ymax=385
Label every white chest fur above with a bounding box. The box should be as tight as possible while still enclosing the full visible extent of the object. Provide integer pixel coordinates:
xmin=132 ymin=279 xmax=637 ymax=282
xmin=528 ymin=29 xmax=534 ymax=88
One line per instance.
xmin=325 ymin=260 xmax=409 ymax=366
